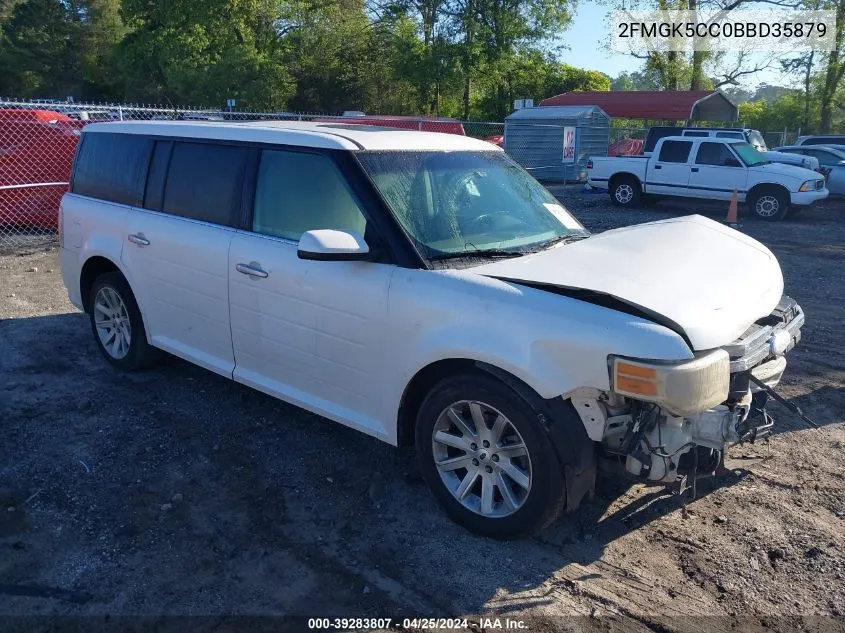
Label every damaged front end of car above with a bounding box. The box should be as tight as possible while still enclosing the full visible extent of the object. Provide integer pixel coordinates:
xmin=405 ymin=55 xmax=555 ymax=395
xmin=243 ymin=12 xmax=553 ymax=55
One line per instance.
xmin=569 ymin=295 xmax=805 ymax=491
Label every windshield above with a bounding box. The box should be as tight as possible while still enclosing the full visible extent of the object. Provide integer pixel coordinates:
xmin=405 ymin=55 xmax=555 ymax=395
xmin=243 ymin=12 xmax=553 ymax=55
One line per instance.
xmin=732 ymin=142 xmax=770 ymax=166
xmin=355 ymin=150 xmax=588 ymax=259
xmin=747 ymin=130 xmax=767 ymax=151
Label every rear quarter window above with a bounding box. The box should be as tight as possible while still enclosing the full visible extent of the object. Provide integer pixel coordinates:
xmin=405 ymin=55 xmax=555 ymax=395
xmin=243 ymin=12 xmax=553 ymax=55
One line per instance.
xmin=72 ymin=132 xmax=153 ymax=206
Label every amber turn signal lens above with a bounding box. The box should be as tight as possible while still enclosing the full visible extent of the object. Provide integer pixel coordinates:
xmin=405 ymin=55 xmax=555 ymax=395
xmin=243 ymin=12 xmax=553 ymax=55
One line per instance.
xmin=615 ymin=362 xmax=657 ymax=380
xmin=615 ymin=375 xmax=658 ymax=396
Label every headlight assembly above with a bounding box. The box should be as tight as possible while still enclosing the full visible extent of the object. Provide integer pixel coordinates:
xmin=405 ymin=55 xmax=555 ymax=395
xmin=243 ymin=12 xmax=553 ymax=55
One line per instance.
xmin=609 ymin=350 xmax=730 ymax=416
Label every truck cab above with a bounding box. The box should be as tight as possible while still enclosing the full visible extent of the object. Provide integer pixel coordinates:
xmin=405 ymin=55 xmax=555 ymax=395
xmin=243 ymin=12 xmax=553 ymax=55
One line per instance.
xmin=587 ymin=136 xmax=828 ymax=220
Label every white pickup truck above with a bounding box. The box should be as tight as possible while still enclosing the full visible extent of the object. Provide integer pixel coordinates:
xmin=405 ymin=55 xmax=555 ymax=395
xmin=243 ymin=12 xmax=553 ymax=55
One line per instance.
xmin=587 ymin=136 xmax=828 ymax=221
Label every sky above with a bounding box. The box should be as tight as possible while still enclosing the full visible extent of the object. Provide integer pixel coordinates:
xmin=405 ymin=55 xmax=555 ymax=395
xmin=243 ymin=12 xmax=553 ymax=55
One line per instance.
xmin=555 ymin=2 xmax=787 ymax=90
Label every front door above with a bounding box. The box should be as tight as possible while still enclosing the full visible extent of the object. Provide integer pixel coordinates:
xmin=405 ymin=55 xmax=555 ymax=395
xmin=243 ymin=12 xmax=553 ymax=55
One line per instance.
xmin=687 ymin=141 xmax=748 ymax=202
xmin=228 ymin=148 xmax=396 ymax=440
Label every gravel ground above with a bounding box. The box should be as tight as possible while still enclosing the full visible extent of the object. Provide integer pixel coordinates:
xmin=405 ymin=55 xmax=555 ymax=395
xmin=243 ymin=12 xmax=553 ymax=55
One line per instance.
xmin=1 ymin=192 xmax=844 ymax=632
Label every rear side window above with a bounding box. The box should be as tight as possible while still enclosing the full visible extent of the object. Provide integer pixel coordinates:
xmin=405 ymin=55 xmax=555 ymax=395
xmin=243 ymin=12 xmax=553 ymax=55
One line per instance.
xmin=161 ymin=142 xmax=247 ymax=226
xmin=72 ymin=132 xmax=152 ymax=206
xmin=658 ymin=140 xmax=693 ymax=163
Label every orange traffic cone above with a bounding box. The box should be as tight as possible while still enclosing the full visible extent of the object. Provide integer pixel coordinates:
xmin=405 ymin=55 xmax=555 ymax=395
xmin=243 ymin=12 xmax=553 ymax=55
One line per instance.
xmin=726 ymin=189 xmax=740 ymax=228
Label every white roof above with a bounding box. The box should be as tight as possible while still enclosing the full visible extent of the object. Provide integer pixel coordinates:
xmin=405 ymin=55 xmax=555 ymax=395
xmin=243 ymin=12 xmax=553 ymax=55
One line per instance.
xmin=83 ymin=120 xmax=502 ymax=152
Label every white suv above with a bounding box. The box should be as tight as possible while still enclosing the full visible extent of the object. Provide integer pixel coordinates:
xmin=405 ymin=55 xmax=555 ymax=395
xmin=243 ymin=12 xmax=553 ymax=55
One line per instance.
xmin=59 ymin=121 xmax=804 ymax=538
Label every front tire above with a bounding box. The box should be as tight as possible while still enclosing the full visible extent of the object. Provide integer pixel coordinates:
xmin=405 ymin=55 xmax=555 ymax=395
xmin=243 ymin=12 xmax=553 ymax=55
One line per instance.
xmin=415 ymin=373 xmax=567 ymax=539
xmin=609 ymin=176 xmax=642 ymax=207
xmin=749 ymin=187 xmax=789 ymax=221
xmin=89 ymin=272 xmax=160 ymax=371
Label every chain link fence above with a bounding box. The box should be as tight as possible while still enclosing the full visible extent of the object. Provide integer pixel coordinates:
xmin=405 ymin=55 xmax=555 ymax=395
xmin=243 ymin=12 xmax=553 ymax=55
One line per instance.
xmin=0 ymin=98 xmax=505 ymax=253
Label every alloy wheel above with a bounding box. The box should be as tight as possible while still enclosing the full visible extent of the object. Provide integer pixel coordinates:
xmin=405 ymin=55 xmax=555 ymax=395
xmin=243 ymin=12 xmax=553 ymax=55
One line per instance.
xmin=431 ymin=400 xmax=532 ymax=518
xmin=755 ymin=195 xmax=780 ymax=217
xmin=93 ymin=286 xmax=132 ymax=360
xmin=615 ymin=184 xmax=634 ymax=204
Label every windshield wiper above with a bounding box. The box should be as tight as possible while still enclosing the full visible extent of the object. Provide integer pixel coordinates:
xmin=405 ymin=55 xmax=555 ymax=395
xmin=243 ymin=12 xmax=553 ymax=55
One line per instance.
xmin=527 ymin=233 xmax=590 ymax=252
xmin=426 ymin=249 xmax=525 ymax=262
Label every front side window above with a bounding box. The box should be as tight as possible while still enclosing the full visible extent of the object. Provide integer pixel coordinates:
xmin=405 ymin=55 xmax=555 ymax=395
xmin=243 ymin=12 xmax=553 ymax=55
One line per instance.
xmin=355 ymin=150 xmax=587 ymax=258
xmin=695 ymin=142 xmax=739 ymax=166
xmin=658 ymin=141 xmax=693 ymax=163
xmin=253 ymin=150 xmax=367 ymax=242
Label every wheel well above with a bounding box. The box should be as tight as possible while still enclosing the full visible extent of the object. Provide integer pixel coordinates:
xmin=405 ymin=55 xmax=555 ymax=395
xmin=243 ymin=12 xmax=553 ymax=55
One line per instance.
xmin=397 ymin=359 xmax=476 ymax=447
xmin=609 ymin=172 xmax=641 ymax=188
xmin=396 ymin=358 xmax=543 ymax=447
xmin=79 ymin=256 xmax=121 ymax=313
xmin=747 ymin=183 xmax=788 ymax=203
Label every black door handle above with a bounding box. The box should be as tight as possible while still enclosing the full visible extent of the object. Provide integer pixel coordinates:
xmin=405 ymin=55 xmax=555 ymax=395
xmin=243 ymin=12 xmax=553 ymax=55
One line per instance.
xmin=654 ymin=164 xmax=662 ymax=170
xmin=691 ymin=167 xmax=699 ymax=172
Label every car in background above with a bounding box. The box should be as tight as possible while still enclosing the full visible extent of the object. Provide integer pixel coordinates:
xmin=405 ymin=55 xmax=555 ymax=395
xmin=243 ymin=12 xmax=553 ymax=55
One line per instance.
xmin=0 ymin=109 xmax=83 ymax=229
xmin=794 ymin=135 xmax=845 ymax=146
xmin=644 ymin=127 xmax=767 ymax=154
xmin=775 ymin=145 xmax=845 ymax=196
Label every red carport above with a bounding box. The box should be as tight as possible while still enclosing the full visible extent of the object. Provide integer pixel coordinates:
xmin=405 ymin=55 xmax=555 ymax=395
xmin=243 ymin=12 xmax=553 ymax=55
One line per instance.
xmin=538 ymin=90 xmax=737 ymax=122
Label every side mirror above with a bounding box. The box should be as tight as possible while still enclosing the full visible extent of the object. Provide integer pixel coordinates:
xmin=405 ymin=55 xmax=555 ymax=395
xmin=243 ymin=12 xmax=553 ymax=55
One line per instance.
xmin=297 ymin=229 xmax=370 ymax=261
xmin=723 ymin=157 xmax=742 ymax=167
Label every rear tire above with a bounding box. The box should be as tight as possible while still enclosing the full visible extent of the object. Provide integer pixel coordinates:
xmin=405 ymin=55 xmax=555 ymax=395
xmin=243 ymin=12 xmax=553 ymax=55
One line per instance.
xmin=89 ymin=272 xmax=160 ymax=371
xmin=749 ymin=187 xmax=789 ymax=221
xmin=415 ymin=373 xmax=567 ymax=539
xmin=610 ymin=176 xmax=642 ymax=207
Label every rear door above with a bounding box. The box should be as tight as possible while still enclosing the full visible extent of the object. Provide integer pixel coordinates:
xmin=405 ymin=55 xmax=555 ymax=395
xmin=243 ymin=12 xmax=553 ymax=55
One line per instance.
xmin=646 ymin=140 xmax=693 ymax=195
xmin=121 ymin=139 xmax=247 ymax=377
xmin=687 ymin=141 xmax=748 ymax=201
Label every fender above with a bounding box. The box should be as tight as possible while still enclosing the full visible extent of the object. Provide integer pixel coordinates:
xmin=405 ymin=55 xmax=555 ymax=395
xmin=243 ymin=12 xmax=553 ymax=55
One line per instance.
xmin=475 ymin=361 xmax=597 ymax=514
xmin=383 ymin=268 xmax=692 ymax=445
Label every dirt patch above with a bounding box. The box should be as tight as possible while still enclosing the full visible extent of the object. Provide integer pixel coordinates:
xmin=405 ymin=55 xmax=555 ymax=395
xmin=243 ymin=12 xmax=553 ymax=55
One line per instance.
xmin=1 ymin=194 xmax=844 ymax=631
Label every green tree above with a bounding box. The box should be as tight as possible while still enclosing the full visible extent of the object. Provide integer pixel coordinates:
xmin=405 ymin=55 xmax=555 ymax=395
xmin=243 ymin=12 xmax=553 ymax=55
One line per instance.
xmin=0 ymin=0 xmax=82 ymax=97
xmin=117 ymin=0 xmax=293 ymax=108
xmin=79 ymin=0 xmax=126 ymax=100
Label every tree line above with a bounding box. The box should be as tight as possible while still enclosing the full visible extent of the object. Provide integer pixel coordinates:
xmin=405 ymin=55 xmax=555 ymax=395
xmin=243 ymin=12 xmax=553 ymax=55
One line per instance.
xmin=2 ymin=0 xmax=843 ymax=131
xmin=0 ymin=0 xmax=610 ymax=120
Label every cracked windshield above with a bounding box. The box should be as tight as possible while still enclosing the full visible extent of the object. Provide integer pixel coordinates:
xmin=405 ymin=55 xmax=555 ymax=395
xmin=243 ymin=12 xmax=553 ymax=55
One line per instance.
xmin=356 ymin=150 xmax=589 ymax=260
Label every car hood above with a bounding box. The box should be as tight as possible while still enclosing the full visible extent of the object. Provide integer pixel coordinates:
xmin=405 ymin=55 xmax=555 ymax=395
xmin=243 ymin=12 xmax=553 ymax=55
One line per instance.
xmin=748 ymin=161 xmax=820 ymax=181
xmin=470 ymin=215 xmax=783 ymax=351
